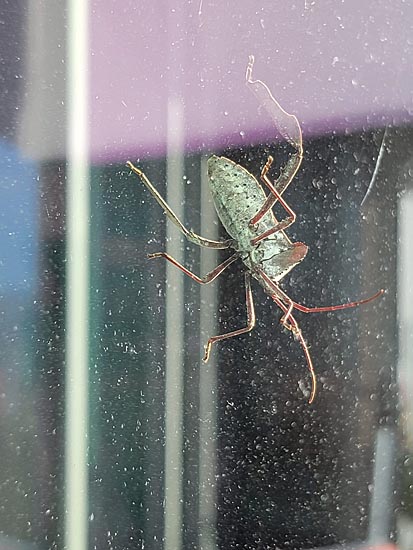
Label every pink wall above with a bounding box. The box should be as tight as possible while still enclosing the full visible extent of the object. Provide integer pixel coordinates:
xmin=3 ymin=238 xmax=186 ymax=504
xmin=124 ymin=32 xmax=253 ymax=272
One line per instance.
xmin=90 ymin=0 xmax=413 ymax=163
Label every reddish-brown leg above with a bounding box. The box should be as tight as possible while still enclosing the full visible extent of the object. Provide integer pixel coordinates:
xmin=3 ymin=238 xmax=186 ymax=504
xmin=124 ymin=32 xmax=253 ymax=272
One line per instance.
xmin=257 ymin=268 xmax=298 ymax=324
xmin=249 ymin=150 xmax=302 ymax=228
xmin=258 ymin=267 xmax=383 ymax=327
xmin=203 ymin=272 xmax=255 ymax=362
xmin=250 ymin=156 xmax=298 ymax=246
xmin=280 ymin=301 xmax=294 ymax=328
xmin=270 ymin=293 xmax=316 ymax=404
xmin=148 ymin=252 xmax=239 ymax=284
xmin=246 ymin=55 xmax=303 ymax=226
xmin=289 ymin=289 xmax=384 ymax=314
xmin=257 ymin=267 xmax=384 ymax=403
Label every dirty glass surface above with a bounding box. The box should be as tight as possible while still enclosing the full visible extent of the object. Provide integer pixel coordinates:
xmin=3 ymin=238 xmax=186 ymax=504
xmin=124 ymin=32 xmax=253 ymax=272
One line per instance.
xmin=1 ymin=1 xmax=413 ymax=550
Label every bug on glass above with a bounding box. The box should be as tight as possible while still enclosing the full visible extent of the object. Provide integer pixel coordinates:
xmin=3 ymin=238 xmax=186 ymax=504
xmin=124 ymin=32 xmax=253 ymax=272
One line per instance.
xmin=127 ymin=55 xmax=383 ymax=403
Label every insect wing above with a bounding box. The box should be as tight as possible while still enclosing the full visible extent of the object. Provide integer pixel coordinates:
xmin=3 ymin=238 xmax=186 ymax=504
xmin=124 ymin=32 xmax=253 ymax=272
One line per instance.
xmin=255 ymin=241 xmax=308 ymax=282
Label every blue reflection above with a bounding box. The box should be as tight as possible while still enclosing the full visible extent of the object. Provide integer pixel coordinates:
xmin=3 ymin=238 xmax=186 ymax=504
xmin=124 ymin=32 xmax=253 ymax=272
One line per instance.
xmin=0 ymin=139 xmax=38 ymax=293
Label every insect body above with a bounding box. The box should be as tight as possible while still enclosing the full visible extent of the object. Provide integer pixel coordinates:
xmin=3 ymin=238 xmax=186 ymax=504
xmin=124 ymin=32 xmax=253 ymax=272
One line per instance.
xmin=207 ymin=154 xmax=308 ymax=284
xmin=127 ymin=55 xmax=383 ymax=403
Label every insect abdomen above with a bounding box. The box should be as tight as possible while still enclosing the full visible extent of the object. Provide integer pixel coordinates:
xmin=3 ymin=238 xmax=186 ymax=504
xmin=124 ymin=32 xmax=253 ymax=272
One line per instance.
xmin=207 ymin=156 xmax=272 ymax=240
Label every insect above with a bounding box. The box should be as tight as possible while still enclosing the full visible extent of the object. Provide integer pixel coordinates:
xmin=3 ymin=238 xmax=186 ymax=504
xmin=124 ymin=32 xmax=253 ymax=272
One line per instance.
xmin=127 ymin=55 xmax=383 ymax=403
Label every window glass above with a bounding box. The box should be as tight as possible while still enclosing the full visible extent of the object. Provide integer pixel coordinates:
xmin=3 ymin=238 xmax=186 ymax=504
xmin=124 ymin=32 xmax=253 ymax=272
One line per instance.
xmin=1 ymin=2 xmax=413 ymax=549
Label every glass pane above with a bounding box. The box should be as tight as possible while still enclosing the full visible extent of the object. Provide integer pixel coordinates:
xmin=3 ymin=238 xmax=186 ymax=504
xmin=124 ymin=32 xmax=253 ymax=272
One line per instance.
xmin=1 ymin=1 xmax=413 ymax=550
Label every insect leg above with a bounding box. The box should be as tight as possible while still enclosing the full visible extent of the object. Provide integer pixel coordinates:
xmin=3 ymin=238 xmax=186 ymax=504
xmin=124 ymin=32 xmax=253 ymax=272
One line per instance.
xmin=249 ymin=152 xmax=303 ymax=228
xmin=288 ymin=289 xmax=385 ymax=315
xmin=265 ymin=271 xmax=383 ymax=315
xmin=246 ymin=55 xmax=303 ymax=226
xmin=269 ymin=283 xmax=383 ymax=403
xmin=258 ymin=267 xmax=383 ymax=326
xmin=127 ymin=161 xmax=232 ymax=249
xmin=271 ymin=294 xmax=316 ymax=404
xmin=148 ymin=252 xmax=239 ymax=284
xmin=253 ymin=268 xmax=316 ymax=402
xmin=250 ymin=156 xmax=298 ymax=245
xmin=203 ymin=272 xmax=255 ymax=362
